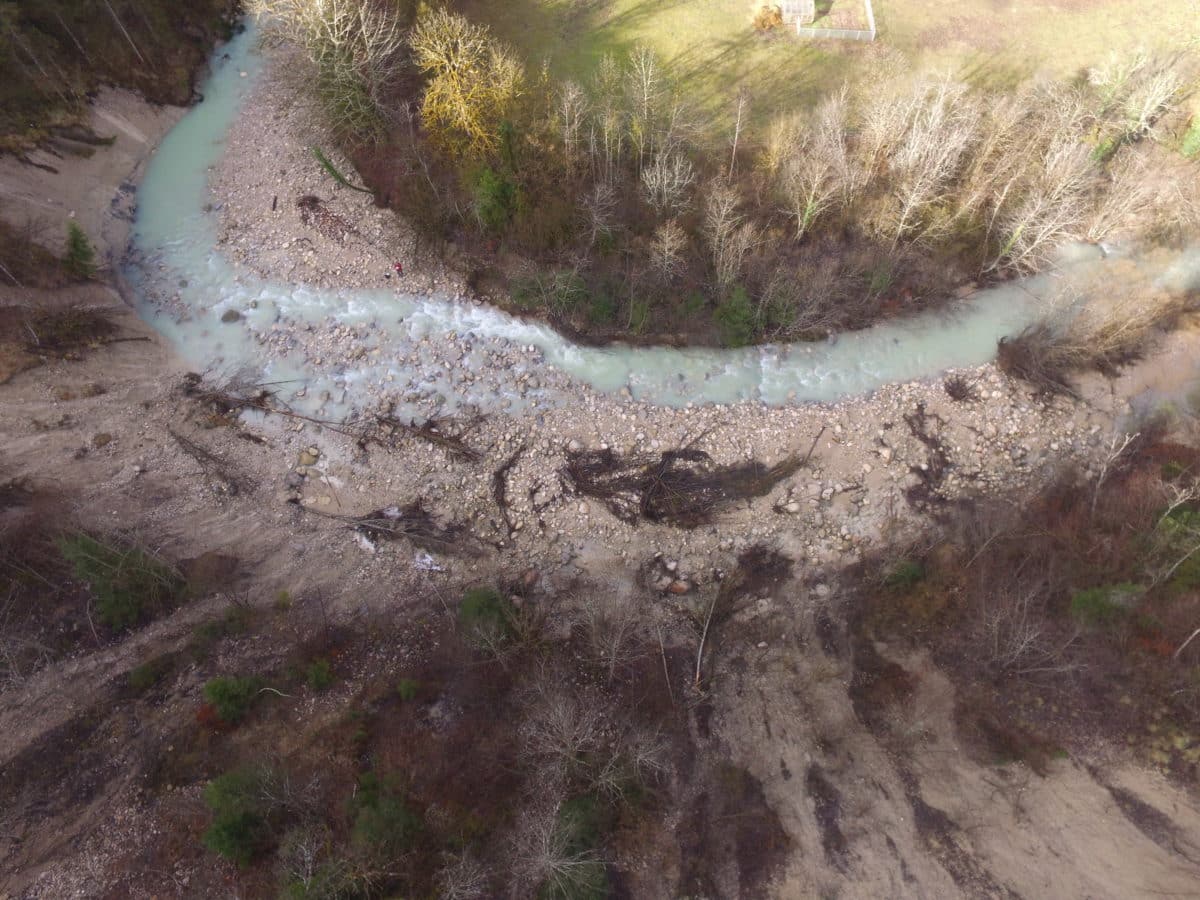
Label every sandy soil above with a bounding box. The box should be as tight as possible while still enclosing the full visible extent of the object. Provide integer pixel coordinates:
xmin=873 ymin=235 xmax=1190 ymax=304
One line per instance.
xmin=3 ymin=51 xmax=1200 ymax=899
xmin=0 ymin=88 xmax=183 ymax=269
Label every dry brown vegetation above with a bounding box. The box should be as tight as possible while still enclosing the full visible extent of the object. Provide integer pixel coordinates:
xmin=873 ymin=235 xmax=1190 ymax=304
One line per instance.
xmin=0 ymin=303 xmax=130 ymax=387
xmin=0 ymin=220 xmax=69 ymax=289
xmin=0 ymin=0 xmax=239 ymax=149
xmin=998 ymin=291 xmax=1193 ymax=395
xmin=257 ymin=2 xmax=1200 ymax=346
xmin=0 ymin=516 xmax=795 ymax=897
xmin=851 ymin=429 xmax=1200 ymax=777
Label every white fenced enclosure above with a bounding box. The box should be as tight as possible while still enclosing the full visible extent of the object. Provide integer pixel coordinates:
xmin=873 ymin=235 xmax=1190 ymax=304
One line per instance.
xmin=781 ymin=0 xmax=877 ymax=41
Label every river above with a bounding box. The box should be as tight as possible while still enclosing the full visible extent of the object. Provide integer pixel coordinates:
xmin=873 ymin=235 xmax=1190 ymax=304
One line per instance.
xmin=124 ymin=23 xmax=1200 ymax=419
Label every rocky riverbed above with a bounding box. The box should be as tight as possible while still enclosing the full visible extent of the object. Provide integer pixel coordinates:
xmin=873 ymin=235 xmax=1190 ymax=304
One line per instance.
xmin=140 ymin=48 xmax=1183 ymax=592
xmin=7 ymin=30 xmax=1200 ymax=900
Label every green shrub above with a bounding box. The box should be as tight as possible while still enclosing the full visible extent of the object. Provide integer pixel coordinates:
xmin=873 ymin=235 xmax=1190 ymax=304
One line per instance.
xmin=884 ymin=560 xmax=926 ymax=590
xmin=1182 ymin=119 xmax=1200 ymax=158
xmin=557 ymin=795 xmax=607 ymax=852
xmin=306 ymin=659 xmax=334 ymax=691
xmin=1161 ymin=461 xmax=1188 ymax=481
xmin=588 ymin=288 xmax=618 ymax=326
xmin=512 ymin=271 xmax=588 ymax=315
xmin=1070 ymin=583 xmax=1138 ymax=627
xmin=189 ymin=604 xmax=254 ymax=659
xmin=204 ymin=810 xmax=268 ymax=867
xmin=203 ymin=675 xmax=264 ymax=724
xmin=1156 ymin=508 xmax=1200 ymax=590
xmin=128 ymin=655 xmax=173 ymax=692
xmin=396 ymin=678 xmax=421 ymax=701
xmin=1091 ymin=136 xmax=1119 ymax=162
xmin=538 ymin=795 xmax=611 ymax=900
xmin=498 ymin=118 xmax=519 ymax=170
xmin=594 ymin=229 xmax=618 ymax=256
xmin=64 ymin=221 xmax=95 ymax=280
xmin=474 ymin=167 xmax=517 ymax=233
xmin=202 ymin=769 xmax=270 ymax=867
xmin=628 ymin=297 xmax=651 ymax=334
xmin=458 ymin=586 xmax=515 ymax=646
xmin=58 ymin=533 xmax=184 ymax=630
xmin=714 ymin=285 xmax=756 ymax=348
xmin=350 ymin=773 xmax=421 ymax=854
xmin=867 ymin=265 xmax=893 ymax=296
xmin=682 ymin=292 xmax=708 ymax=318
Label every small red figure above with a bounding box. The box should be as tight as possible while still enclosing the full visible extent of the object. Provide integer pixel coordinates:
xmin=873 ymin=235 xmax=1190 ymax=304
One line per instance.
xmin=393 ymin=261 xmax=404 ymax=276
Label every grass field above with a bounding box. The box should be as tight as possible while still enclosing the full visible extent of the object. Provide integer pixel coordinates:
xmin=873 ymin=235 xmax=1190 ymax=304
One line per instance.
xmin=456 ymin=0 xmax=1199 ymax=127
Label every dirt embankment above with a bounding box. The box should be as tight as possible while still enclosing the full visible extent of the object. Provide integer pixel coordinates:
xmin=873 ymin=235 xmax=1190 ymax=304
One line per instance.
xmin=3 ymin=53 xmax=1200 ymax=899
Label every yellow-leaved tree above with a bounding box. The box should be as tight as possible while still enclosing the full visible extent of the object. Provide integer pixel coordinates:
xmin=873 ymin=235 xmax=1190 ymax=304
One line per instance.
xmin=408 ymin=8 xmax=524 ymax=158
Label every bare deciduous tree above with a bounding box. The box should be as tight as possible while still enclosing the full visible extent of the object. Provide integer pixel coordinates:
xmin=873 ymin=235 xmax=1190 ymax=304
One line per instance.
xmin=1092 ymin=431 xmax=1139 ymax=517
xmin=650 ymin=219 xmax=687 ymax=281
xmin=641 ymin=150 xmax=695 ymax=215
xmin=857 ymin=81 xmax=921 ymax=188
xmin=583 ymin=596 xmax=644 ymax=683
xmin=250 ymin=0 xmax=407 ymax=138
xmin=589 ymin=53 xmax=627 ymax=183
xmin=981 ymin=580 xmax=1079 ymax=676
xmin=556 ymin=80 xmax=589 ymax=161
xmin=277 ymin=825 xmax=345 ymax=895
xmin=625 ymin=46 xmax=662 ymax=168
xmin=408 ymin=7 xmax=524 ymax=156
xmin=782 ymin=152 xmax=837 ymax=241
xmin=728 ymin=87 xmax=751 ymax=178
xmin=880 ymin=78 xmax=981 ymax=247
xmin=1119 ymin=61 xmax=1184 ymax=139
xmin=986 ymin=132 xmax=1094 ymax=273
xmin=438 ymin=852 xmax=491 ymax=900
xmin=775 ymin=90 xmax=851 ymax=239
xmin=704 ymin=181 xmax=757 ymax=290
xmin=519 ymin=682 xmax=604 ymax=781
xmin=953 ymin=91 xmax=1030 ymax=228
xmin=580 ymin=181 xmax=618 ymax=248
xmin=511 ymin=800 xmax=604 ymax=898
xmin=1086 ymin=152 xmax=1154 ymax=242
xmin=761 ymin=112 xmax=801 ymax=176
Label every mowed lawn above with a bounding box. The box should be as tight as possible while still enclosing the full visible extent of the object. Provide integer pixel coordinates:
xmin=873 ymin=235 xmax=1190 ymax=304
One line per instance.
xmin=454 ymin=0 xmax=1199 ymax=128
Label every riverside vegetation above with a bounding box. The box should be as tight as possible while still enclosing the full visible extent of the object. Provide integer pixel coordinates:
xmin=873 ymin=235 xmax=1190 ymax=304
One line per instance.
xmin=0 ymin=0 xmax=240 ymax=150
xmin=251 ymin=0 xmax=1199 ymax=346
xmin=7 ymin=2 xmax=1200 ymax=897
xmin=8 ymin=401 xmax=1200 ymax=896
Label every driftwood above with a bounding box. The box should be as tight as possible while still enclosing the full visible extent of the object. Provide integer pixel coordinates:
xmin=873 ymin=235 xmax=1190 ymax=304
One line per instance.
xmin=492 ymin=445 xmax=525 ymax=535
xmin=562 ymin=442 xmax=809 ymax=529
xmin=903 ymin=402 xmax=953 ymax=509
xmin=168 ymin=429 xmax=243 ymax=496
xmin=181 ymin=375 xmax=483 ymax=461
xmin=290 ymin=498 xmax=475 ymax=556
xmin=363 ymin=412 xmax=483 ymax=462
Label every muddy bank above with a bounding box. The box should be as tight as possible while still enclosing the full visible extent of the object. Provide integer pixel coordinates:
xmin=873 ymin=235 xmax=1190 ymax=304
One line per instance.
xmin=0 ymin=88 xmax=186 ymax=272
